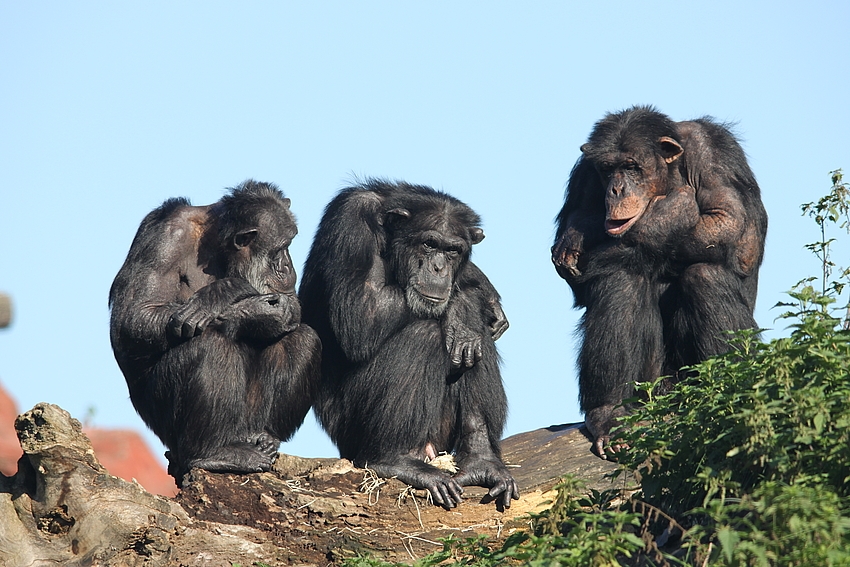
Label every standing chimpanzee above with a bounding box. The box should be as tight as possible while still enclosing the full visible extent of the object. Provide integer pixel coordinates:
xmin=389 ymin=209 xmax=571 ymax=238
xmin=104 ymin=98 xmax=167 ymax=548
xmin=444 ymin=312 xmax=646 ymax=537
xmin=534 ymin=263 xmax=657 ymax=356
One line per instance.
xmin=299 ymin=179 xmax=518 ymax=510
xmin=551 ymin=106 xmax=768 ymax=458
xmin=109 ymin=180 xmax=321 ymax=482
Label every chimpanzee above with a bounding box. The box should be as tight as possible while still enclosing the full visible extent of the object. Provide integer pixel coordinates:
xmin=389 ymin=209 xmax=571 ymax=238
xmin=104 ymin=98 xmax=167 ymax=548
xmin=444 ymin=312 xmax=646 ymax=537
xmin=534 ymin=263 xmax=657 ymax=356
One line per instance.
xmin=109 ymin=180 xmax=321 ymax=481
xmin=299 ymin=179 xmax=518 ymax=509
xmin=551 ymin=106 xmax=768 ymax=458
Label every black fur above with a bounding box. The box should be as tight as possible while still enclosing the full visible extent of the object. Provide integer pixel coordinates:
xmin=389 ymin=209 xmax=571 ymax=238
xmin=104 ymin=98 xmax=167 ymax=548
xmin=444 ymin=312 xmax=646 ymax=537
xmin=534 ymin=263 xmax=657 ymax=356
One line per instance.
xmin=552 ymin=106 xmax=768 ymax=457
xmin=109 ymin=180 xmax=321 ymax=482
xmin=299 ymin=179 xmax=517 ymax=509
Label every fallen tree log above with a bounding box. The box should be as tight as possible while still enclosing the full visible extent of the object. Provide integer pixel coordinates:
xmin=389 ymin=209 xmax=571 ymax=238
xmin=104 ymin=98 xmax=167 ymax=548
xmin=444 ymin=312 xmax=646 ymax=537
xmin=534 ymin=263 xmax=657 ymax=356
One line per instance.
xmin=0 ymin=403 xmax=620 ymax=566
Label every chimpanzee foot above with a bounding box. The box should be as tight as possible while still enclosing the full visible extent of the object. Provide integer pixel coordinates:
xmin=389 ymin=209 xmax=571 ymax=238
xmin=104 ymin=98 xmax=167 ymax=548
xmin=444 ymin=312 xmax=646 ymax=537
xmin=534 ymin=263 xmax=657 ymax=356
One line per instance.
xmin=187 ymin=434 xmax=281 ymax=474
xmin=245 ymin=431 xmax=281 ymax=458
xmin=585 ymin=405 xmax=629 ymax=460
xmin=368 ymin=457 xmax=465 ymax=510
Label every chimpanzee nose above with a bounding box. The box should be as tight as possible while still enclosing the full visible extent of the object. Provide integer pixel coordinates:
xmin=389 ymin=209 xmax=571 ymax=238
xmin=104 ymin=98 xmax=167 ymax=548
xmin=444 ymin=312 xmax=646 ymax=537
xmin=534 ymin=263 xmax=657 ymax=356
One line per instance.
xmin=432 ymin=255 xmax=447 ymax=274
xmin=609 ymin=179 xmax=624 ymax=197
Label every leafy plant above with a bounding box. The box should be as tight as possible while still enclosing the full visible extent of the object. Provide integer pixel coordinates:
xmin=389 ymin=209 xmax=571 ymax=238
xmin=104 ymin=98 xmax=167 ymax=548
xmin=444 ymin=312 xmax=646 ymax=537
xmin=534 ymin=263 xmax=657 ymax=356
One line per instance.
xmin=615 ymin=170 xmax=850 ymax=564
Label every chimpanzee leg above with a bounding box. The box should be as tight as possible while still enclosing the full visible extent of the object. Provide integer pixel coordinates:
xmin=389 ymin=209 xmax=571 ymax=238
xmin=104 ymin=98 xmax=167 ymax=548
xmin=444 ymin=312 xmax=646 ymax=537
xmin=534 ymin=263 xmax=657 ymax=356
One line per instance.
xmin=450 ymin=337 xmax=505 ymax=463
xmin=450 ymin=337 xmax=519 ymax=509
xmin=258 ymin=323 xmax=322 ymax=442
xmin=323 ymin=319 xmax=465 ymax=508
xmin=578 ymin=267 xmax=665 ymax=452
xmin=664 ymin=263 xmax=758 ymax=370
xmin=325 ymin=319 xmax=447 ymax=461
xmin=159 ymin=330 xmax=276 ymax=480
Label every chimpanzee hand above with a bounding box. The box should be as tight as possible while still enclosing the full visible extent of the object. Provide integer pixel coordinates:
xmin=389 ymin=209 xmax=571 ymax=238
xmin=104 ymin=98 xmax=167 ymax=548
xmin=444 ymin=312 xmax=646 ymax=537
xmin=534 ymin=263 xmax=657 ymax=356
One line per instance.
xmin=167 ymin=278 xmax=257 ymax=339
xmin=371 ymin=459 xmax=465 ymax=509
xmin=627 ymin=185 xmax=700 ymax=247
xmin=168 ymin=299 xmax=219 ymax=339
xmin=488 ymin=298 xmax=509 ymax=341
xmin=453 ymin=457 xmax=520 ymax=510
xmin=219 ymin=293 xmax=301 ymax=340
xmin=421 ymin=470 xmax=466 ymax=509
xmin=551 ymin=238 xmax=583 ymax=279
xmin=444 ymin=318 xmax=484 ymax=369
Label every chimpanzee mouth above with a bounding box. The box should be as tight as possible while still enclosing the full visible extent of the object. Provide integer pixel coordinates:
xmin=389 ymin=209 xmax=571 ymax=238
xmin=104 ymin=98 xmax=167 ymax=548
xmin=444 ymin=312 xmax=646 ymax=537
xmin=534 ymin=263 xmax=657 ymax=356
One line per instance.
xmin=413 ymin=286 xmax=450 ymax=304
xmin=407 ymin=286 xmax=451 ymax=317
xmin=605 ymin=214 xmax=641 ymax=236
xmin=419 ymin=293 xmax=449 ymax=304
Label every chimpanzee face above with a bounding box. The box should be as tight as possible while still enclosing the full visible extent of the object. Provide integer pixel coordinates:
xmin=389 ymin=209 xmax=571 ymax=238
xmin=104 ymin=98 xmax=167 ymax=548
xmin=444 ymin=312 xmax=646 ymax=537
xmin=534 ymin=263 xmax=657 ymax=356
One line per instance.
xmin=384 ymin=208 xmax=482 ymax=318
xmin=227 ymin=201 xmax=299 ymax=295
xmin=582 ymin=135 xmax=683 ymax=237
xmin=400 ymin=229 xmax=468 ymax=317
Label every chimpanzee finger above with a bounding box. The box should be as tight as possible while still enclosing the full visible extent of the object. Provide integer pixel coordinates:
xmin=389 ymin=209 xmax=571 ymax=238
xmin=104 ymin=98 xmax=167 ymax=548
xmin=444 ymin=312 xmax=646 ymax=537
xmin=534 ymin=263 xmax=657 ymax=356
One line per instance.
xmin=500 ymin=491 xmax=512 ymax=509
xmin=181 ymin=320 xmax=196 ymax=338
xmin=444 ymin=328 xmax=456 ymax=352
xmin=594 ymin=437 xmax=608 ymax=460
xmin=498 ymin=487 xmax=513 ymax=509
xmin=450 ymin=344 xmax=463 ymax=369
xmin=502 ymin=479 xmax=520 ymax=508
xmin=446 ymin=480 xmax=464 ymax=505
xmin=491 ymin=319 xmax=508 ymax=341
xmin=186 ymin=315 xmax=210 ymax=337
xmin=427 ymin=485 xmax=446 ymax=508
xmin=450 ymin=340 xmax=468 ymax=368
xmin=462 ymin=343 xmax=475 ymax=368
xmin=487 ymin=479 xmax=508 ymax=501
xmin=187 ymin=310 xmax=214 ymax=336
xmin=433 ymin=484 xmax=456 ymax=509
xmin=166 ymin=315 xmax=181 ymax=337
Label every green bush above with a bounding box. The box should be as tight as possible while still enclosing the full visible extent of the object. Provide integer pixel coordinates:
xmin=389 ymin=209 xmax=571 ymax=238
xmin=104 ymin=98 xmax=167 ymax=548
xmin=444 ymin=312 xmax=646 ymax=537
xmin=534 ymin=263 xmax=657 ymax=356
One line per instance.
xmin=615 ymin=169 xmax=850 ymax=565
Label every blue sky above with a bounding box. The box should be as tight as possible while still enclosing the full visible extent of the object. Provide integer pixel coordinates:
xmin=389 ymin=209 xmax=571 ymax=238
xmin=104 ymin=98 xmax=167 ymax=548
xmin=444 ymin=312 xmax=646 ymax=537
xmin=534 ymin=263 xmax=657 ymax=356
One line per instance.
xmin=1 ymin=3 xmax=848 ymax=462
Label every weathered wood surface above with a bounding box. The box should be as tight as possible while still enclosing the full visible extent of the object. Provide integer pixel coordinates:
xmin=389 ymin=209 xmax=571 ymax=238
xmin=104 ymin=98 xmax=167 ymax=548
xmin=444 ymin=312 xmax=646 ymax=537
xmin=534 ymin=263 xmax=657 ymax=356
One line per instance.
xmin=0 ymin=404 xmax=621 ymax=566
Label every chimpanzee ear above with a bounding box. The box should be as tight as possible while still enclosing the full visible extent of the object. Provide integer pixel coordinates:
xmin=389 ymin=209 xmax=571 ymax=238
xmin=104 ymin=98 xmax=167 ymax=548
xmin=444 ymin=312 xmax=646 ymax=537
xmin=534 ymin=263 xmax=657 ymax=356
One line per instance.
xmin=658 ymin=137 xmax=684 ymax=163
xmin=469 ymin=227 xmax=485 ymax=245
xmin=580 ymin=143 xmax=593 ymax=154
xmin=281 ymin=197 xmax=291 ymax=209
xmin=233 ymin=229 xmax=258 ymax=250
xmin=379 ymin=208 xmax=411 ymax=227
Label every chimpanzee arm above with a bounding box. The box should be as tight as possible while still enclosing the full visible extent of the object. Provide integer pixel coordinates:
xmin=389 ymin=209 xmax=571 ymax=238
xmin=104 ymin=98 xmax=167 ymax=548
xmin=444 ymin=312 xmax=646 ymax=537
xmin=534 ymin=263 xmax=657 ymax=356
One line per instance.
xmin=110 ymin=202 xmax=266 ymax=353
xmin=634 ymin=121 xmax=763 ymax=274
xmin=110 ymin=202 xmax=206 ymax=354
xmin=306 ymin=190 xmax=413 ymax=363
xmin=677 ymin=119 xmax=765 ymax=275
xmin=552 ymin=158 xmax=607 ymax=279
xmin=453 ymin=413 xmax=519 ymax=510
xmin=443 ymin=261 xmax=509 ymax=369
xmin=461 ymin=261 xmax=509 ymax=340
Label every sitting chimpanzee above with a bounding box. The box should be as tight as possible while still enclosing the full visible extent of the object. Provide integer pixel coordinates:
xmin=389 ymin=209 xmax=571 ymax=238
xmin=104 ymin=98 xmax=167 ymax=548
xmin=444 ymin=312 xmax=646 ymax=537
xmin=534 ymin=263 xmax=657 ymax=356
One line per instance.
xmin=109 ymin=180 xmax=321 ymax=481
xmin=551 ymin=106 xmax=768 ymax=458
xmin=299 ymin=179 xmax=518 ymax=510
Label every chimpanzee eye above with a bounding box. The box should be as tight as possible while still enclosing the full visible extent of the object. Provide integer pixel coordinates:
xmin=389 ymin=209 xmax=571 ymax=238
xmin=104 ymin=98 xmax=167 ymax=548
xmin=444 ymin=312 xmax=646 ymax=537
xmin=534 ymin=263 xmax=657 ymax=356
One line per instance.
xmin=422 ymin=241 xmax=434 ymax=251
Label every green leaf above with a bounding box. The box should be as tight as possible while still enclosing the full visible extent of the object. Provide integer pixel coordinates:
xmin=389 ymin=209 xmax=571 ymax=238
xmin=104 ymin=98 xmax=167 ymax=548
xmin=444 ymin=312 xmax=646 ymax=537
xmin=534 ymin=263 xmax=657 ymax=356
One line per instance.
xmin=716 ymin=527 xmax=740 ymax=562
